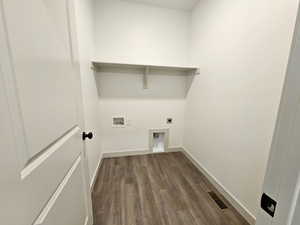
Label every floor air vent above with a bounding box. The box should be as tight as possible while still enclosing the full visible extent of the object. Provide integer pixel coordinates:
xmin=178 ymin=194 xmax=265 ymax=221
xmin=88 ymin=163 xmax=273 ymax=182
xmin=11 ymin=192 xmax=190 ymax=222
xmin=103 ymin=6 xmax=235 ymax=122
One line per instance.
xmin=208 ymin=191 xmax=228 ymax=209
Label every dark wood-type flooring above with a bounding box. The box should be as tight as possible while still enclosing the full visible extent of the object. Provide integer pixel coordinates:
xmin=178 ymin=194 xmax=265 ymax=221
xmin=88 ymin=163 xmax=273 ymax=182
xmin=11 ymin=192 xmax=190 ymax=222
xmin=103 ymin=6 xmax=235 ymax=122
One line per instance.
xmin=92 ymin=152 xmax=249 ymax=225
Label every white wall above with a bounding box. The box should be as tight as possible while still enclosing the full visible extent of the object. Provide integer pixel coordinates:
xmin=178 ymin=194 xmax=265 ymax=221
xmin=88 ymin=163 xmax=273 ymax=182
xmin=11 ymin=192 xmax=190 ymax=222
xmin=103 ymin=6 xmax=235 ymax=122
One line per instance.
xmin=94 ymin=0 xmax=190 ymax=65
xmin=96 ymin=68 xmax=187 ymax=152
xmin=94 ymin=0 xmax=190 ymax=153
xmin=86 ymin=0 xmax=299 ymax=221
xmin=184 ymin=0 xmax=299 ymax=220
xmin=74 ymin=0 xmax=102 ymax=184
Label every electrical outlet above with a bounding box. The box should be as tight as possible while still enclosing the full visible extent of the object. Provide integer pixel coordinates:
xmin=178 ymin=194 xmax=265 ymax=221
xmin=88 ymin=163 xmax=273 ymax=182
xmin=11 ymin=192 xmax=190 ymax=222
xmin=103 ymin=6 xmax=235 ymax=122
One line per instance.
xmin=166 ymin=118 xmax=173 ymax=124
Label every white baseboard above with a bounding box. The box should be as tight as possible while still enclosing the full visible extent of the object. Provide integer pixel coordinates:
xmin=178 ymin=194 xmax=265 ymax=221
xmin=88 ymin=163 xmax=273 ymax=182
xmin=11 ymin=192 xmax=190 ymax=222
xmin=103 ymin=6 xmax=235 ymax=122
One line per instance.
xmin=90 ymin=153 xmax=103 ymax=191
xmin=182 ymin=148 xmax=256 ymax=225
xmin=102 ymin=147 xmax=182 ymax=158
xmin=84 ymin=216 xmax=90 ymax=225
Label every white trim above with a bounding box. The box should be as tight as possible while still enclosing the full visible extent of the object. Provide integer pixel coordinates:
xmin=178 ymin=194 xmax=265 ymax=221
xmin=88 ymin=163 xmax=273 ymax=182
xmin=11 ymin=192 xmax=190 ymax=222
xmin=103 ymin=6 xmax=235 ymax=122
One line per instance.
xmin=21 ymin=126 xmax=80 ymax=180
xmin=102 ymin=147 xmax=182 ymax=158
xmin=286 ymin=173 xmax=300 ymax=225
xmin=90 ymin=153 xmax=103 ymax=191
xmin=84 ymin=216 xmax=89 ymax=225
xmin=182 ymin=147 xmax=256 ymax=225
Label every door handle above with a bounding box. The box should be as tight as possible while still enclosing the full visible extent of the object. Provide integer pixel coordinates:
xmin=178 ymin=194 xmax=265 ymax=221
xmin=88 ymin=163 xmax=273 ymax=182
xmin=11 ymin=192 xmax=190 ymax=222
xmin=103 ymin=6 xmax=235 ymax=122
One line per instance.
xmin=82 ymin=132 xmax=93 ymax=141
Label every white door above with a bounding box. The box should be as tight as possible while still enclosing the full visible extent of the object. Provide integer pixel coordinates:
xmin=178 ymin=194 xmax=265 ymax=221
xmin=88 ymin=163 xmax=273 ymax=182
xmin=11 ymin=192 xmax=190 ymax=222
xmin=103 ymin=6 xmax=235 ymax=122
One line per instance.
xmin=256 ymin=3 xmax=300 ymax=225
xmin=0 ymin=1 xmax=93 ymax=225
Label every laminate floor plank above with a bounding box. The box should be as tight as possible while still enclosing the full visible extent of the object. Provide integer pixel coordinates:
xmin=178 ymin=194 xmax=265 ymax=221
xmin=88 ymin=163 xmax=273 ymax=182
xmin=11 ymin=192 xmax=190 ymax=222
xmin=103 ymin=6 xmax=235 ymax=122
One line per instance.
xmin=92 ymin=152 xmax=249 ymax=225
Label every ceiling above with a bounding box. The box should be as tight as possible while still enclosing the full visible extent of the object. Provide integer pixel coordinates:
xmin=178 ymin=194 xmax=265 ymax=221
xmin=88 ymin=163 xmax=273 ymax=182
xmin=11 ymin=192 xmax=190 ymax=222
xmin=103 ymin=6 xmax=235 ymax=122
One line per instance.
xmin=123 ymin=0 xmax=199 ymax=11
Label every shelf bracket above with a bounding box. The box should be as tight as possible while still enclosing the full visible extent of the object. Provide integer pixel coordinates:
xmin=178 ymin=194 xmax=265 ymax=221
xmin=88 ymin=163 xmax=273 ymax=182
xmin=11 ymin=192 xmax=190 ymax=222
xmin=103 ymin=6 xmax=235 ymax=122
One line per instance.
xmin=143 ymin=66 xmax=150 ymax=89
xmin=190 ymin=68 xmax=200 ymax=76
xmin=90 ymin=63 xmax=98 ymax=72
